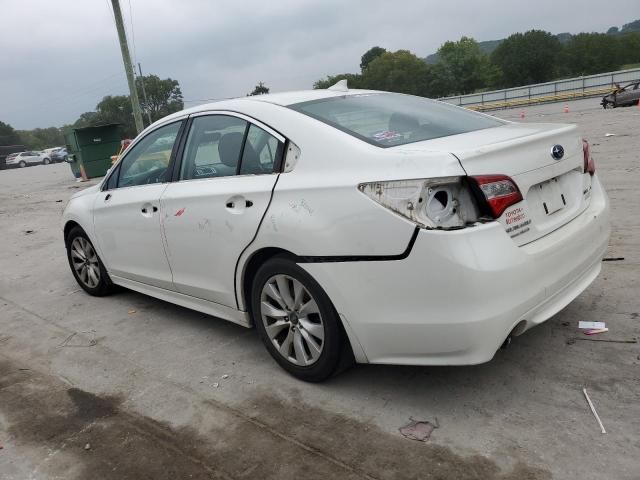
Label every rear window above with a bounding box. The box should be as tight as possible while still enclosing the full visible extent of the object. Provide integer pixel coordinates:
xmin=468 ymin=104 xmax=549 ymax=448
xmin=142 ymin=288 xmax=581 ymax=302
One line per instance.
xmin=289 ymin=93 xmax=503 ymax=147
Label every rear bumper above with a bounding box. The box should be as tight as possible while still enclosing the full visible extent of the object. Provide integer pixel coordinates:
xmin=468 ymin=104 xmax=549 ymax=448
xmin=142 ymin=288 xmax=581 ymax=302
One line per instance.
xmin=301 ymin=174 xmax=610 ymax=365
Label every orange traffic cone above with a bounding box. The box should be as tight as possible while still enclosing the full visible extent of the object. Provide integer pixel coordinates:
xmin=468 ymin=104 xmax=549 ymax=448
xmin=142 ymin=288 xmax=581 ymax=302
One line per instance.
xmin=520 ymin=111 xmax=525 ymax=119
xmin=563 ymin=104 xmax=569 ymax=113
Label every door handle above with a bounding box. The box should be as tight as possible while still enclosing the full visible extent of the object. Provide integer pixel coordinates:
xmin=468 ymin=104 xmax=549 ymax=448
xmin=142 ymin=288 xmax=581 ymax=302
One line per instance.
xmin=226 ymin=200 xmax=252 ymax=209
xmin=141 ymin=205 xmax=159 ymax=214
xmin=105 ymin=193 xmax=112 ymax=201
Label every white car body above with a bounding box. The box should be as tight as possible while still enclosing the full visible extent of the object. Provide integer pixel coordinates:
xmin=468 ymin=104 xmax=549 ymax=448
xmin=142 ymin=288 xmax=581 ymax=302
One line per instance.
xmin=6 ymin=151 xmax=50 ymax=167
xmin=62 ymin=88 xmax=610 ymax=371
xmin=42 ymin=147 xmax=63 ymax=156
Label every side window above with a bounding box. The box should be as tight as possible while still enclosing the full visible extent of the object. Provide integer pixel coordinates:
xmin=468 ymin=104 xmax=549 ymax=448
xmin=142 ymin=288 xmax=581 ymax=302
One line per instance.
xmin=105 ymin=163 xmax=120 ymax=190
xmin=239 ymin=124 xmax=280 ymax=175
xmin=180 ymin=116 xmax=247 ymax=180
xmin=117 ymin=121 xmax=182 ymax=188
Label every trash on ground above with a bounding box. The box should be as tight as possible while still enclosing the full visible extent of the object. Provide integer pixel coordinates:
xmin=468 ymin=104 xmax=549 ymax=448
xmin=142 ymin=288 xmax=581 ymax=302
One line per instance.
xmin=84 ymin=443 xmax=91 ymax=450
xmin=55 ymin=200 xmax=63 ymax=203
xmin=221 ymin=374 xmax=229 ymax=380
xmin=128 ymin=309 xmax=136 ymax=315
xmin=212 ymin=382 xmax=219 ymax=388
xmin=603 ymin=257 xmax=624 ymax=262
xmin=583 ymin=388 xmax=606 ymax=434
xmin=399 ymin=417 xmax=439 ymax=442
xmin=605 ymin=133 xmax=616 ymax=137
xmin=24 ymin=230 xmax=34 ymax=235
xmin=584 ymin=328 xmax=608 ymax=335
xmin=578 ymin=321 xmax=606 ymax=330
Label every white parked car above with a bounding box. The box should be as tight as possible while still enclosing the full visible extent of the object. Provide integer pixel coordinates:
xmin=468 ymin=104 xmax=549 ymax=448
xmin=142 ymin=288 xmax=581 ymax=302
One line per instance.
xmin=62 ymin=84 xmax=610 ymax=381
xmin=6 ymin=151 xmax=51 ymax=168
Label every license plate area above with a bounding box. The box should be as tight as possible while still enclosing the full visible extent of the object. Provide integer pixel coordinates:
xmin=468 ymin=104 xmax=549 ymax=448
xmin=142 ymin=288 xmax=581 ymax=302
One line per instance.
xmin=538 ymin=177 xmax=566 ymax=215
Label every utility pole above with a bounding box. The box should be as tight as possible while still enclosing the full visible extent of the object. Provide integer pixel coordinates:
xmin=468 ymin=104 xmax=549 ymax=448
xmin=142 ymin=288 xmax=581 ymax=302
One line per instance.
xmin=110 ymin=0 xmax=144 ymax=134
xmin=138 ymin=63 xmax=153 ymax=126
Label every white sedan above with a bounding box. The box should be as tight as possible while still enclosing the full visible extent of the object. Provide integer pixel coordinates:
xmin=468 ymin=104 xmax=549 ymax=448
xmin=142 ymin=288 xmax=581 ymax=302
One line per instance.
xmin=6 ymin=151 xmax=51 ymax=168
xmin=62 ymin=83 xmax=610 ymax=381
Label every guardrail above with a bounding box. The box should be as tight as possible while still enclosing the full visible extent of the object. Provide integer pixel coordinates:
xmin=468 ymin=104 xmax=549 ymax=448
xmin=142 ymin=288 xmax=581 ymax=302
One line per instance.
xmin=440 ymin=68 xmax=640 ymax=111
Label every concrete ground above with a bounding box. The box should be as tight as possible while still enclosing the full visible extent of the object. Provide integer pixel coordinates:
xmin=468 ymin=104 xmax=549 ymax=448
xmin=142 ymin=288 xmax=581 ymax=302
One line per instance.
xmin=1 ymin=97 xmax=638 ymax=479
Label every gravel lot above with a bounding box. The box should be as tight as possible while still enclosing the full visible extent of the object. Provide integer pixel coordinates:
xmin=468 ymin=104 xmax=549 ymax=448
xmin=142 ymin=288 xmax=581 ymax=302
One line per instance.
xmin=1 ymin=98 xmax=638 ymax=479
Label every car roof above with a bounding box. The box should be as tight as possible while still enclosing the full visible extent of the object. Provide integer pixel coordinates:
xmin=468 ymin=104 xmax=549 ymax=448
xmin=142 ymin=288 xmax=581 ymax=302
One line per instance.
xmin=166 ymin=88 xmax=380 ymax=121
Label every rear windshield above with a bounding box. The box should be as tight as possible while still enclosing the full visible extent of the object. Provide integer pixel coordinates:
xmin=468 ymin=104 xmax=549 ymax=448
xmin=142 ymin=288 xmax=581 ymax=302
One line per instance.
xmin=289 ymin=93 xmax=503 ymax=147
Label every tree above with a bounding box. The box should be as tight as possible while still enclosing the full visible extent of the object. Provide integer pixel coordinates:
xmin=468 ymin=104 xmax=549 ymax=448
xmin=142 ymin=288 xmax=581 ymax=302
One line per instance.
xmin=490 ymin=30 xmax=562 ymax=87
xmin=621 ymin=20 xmax=640 ymax=33
xmin=360 ymin=46 xmax=386 ymax=71
xmin=361 ymin=50 xmax=431 ymax=96
xmin=617 ymin=32 xmax=640 ymax=66
xmin=436 ymin=37 xmax=491 ymax=94
xmin=0 ymin=121 xmax=22 ymax=146
xmin=313 ymin=73 xmax=363 ymax=89
xmin=73 ymin=111 xmax=102 ymax=129
xmin=95 ymin=95 xmax=136 ymax=136
xmin=135 ymin=75 xmax=183 ymax=123
xmin=16 ymin=127 xmax=65 ymax=150
xmin=248 ymin=82 xmax=270 ymax=96
xmin=561 ymin=33 xmax=620 ymax=76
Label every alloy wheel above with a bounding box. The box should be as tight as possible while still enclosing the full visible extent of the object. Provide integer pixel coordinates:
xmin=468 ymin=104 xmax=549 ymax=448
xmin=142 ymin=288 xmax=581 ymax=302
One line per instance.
xmin=70 ymin=237 xmax=101 ymax=288
xmin=260 ymin=274 xmax=325 ymax=366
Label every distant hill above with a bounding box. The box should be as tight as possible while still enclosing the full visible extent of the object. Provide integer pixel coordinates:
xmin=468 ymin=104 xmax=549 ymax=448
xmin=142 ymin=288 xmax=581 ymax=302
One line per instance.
xmin=424 ymin=18 xmax=640 ymax=64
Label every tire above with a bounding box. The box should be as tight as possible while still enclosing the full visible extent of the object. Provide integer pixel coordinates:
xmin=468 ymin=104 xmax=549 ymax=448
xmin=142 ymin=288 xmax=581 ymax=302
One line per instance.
xmin=18 ymin=161 xmax=26 ymax=168
xmin=65 ymin=226 xmax=115 ymax=296
xmin=42 ymin=157 xmax=50 ymax=165
xmin=252 ymin=256 xmax=345 ymax=382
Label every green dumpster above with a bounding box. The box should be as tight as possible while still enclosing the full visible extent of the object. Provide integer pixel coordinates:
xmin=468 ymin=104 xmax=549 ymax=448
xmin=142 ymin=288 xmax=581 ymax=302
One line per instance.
xmin=64 ymin=124 xmax=123 ymax=179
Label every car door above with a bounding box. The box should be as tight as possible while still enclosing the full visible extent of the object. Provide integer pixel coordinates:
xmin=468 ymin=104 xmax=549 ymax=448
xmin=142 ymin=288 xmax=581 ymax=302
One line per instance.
xmin=161 ymin=113 xmax=284 ymax=307
xmin=92 ymin=120 xmax=185 ymax=290
xmin=26 ymin=152 xmax=39 ymax=164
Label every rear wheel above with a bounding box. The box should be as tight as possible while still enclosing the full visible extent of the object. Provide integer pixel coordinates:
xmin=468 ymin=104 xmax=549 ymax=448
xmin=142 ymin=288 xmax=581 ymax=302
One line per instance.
xmin=66 ymin=226 xmax=115 ymax=296
xmin=252 ymin=256 xmax=345 ymax=382
xmin=18 ymin=161 xmax=26 ymax=168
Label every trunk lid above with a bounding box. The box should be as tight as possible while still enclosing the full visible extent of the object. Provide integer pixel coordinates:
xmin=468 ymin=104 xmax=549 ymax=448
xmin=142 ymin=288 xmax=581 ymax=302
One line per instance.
xmin=397 ymin=122 xmax=593 ymax=246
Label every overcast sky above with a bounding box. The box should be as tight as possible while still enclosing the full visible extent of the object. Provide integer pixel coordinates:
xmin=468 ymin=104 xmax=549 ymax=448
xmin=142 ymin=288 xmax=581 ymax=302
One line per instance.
xmin=2 ymin=0 xmax=638 ymax=129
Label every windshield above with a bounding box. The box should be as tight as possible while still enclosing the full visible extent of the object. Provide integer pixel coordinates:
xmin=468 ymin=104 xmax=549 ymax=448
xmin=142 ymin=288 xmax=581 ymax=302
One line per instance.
xmin=289 ymin=93 xmax=504 ymax=147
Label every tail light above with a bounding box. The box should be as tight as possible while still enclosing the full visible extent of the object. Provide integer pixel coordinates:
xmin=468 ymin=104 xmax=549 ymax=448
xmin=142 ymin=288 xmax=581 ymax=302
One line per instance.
xmin=582 ymin=139 xmax=595 ymax=176
xmin=358 ymin=177 xmax=481 ymax=229
xmin=471 ymin=175 xmax=523 ymax=218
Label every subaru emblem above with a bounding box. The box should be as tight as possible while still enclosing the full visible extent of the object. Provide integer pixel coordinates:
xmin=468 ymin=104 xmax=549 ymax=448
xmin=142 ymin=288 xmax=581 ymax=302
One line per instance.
xmin=551 ymin=144 xmax=564 ymax=160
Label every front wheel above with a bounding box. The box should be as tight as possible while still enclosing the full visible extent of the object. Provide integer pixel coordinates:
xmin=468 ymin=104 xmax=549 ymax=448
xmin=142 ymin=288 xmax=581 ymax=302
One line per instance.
xmin=66 ymin=226 xmax=115 ymax=296
xmin=251 ymin=256 xmax=346 ymax=382
xmin=42 ymin=157 xmax=50 ymax=165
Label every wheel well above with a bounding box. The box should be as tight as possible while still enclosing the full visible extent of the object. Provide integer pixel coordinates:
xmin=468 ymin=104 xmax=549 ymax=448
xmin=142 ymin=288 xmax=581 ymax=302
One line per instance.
xmin=241 ymin=247 xmax=294 ymax=317
xmin=63 ymin=221 xmax=81 ymax=243
xmin=240 ymin=247 xmax=358 ymax=364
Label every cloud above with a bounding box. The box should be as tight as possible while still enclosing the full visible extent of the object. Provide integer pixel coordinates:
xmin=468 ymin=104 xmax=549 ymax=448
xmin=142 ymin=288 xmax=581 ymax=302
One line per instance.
xmin=1 ymin=0 xmax=637 ymax=129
